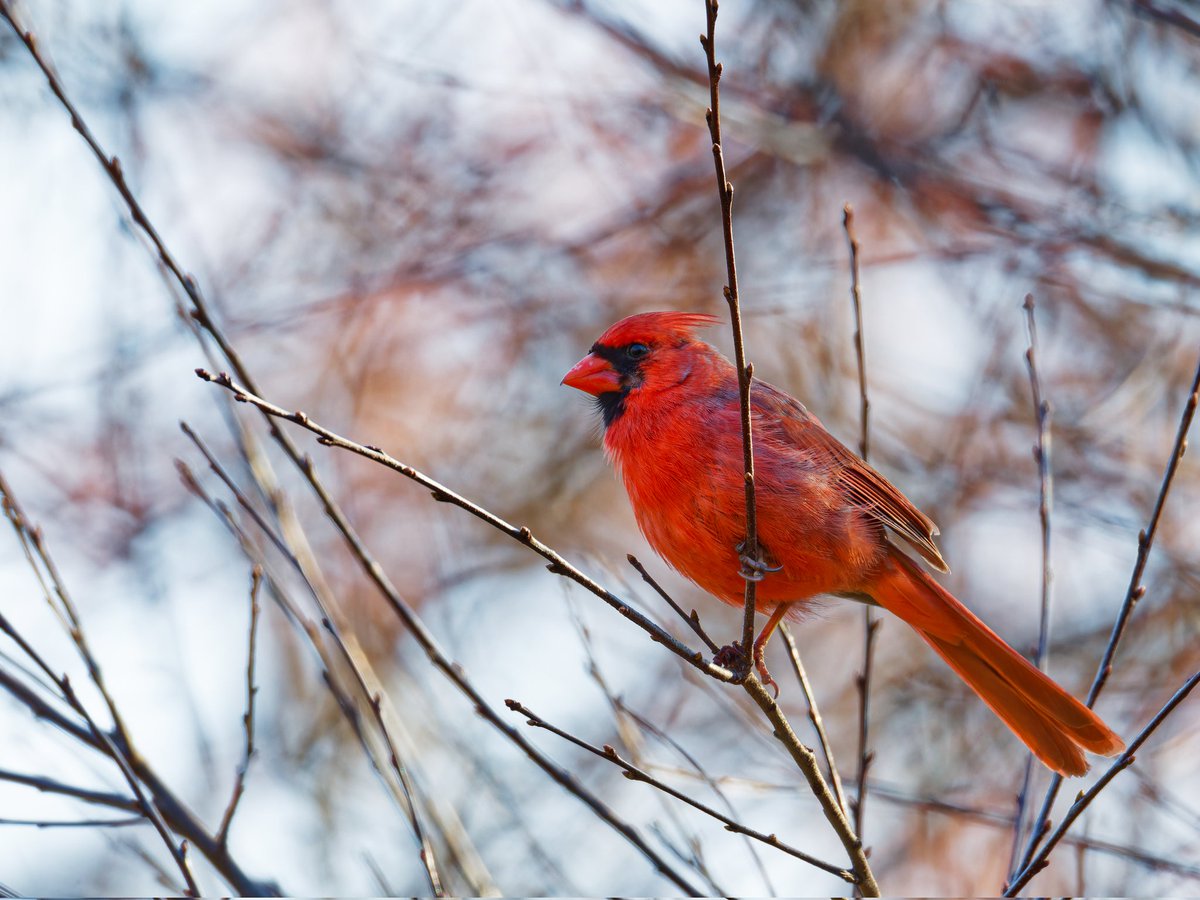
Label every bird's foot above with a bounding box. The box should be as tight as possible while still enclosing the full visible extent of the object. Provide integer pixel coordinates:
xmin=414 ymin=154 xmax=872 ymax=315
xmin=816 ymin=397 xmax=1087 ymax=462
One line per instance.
xmin=753 ymin=637 xmax=780 ymax=699
xmin=713 ymin=641 xmax=745 ymax=672
xmin=736 ymin=540 xmax=782 ymax=582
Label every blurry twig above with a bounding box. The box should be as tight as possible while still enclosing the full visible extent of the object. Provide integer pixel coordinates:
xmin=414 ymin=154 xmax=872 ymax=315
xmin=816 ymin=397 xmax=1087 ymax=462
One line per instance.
xmin=216 ymin=566 xmax=262 ymax=848
xmin=1005 ymin=668 xmax=1200 ymax=895
xmin=865 ymin=780 xmax=1200 ymax=881
xmin=184 ymin=394 xmax=701 ymax=896
xmin=1016 ymin=349 xmax=1200 ymax=875
xmin=700 ymin=0 xmax=760 ymax=675
xmin=778 ymin=622 xmax=848 ymax=817
xmin=0 ymin=768 xmax=138 ymax=813
xmin=0 ymin=816 xmax=144 ymax=828
xmin=614 ymin=700 xmax=776 ymax=894
xmin=842 ymin=203 xmax=878 ymax=873
xmin=1008 ymin=294 xmax=1055 ymax=876
xmin=504 ymin=699 xmax=855 ymax=883
xmin=627 ymin=554 xmax=719 ymax=653
xmin=196 ymin=369 xmax=874 ymax=892
xmin=0 ymin=471 xmax=202 ymax=896
xmin=176 ymin=446 xmax=472 ymax=896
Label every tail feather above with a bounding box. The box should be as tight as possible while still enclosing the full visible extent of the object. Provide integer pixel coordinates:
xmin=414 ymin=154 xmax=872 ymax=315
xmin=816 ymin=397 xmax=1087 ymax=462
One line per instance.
xmin=870 ymin=548 xmax=1124 ymax=776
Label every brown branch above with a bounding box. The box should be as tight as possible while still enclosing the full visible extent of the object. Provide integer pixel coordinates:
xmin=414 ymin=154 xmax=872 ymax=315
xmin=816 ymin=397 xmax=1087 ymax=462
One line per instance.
xmin=178 ymin=449 xmax=478 ymax=895
xmin=778 ymin=622 xmax=849 ymax=817
xmin=189 ymin=375 xmax=703 ymax=894
xmin=866 ymin=780 xmax=1200 ymax=881
xmin=0 ymin=768 xmax=139 ymax=813
xmin=627 ymin=554 xmax=720 ymax=653
xmin=700 ymin=0 xmax=760 ymax=673
xmin=1005 ymin=668 xmax=1200 ymax=895
xmin=505 ymin=699 xmax=855 ymax=883
xmin=196 ymin=368 xmax=878 ymax=894
xmin=842 ymin=203 xmax=878 ymax=876
xmin=1008 ymin=294 xmax=1055 ymax=877
xmin=216 ymin=566 xmax=262 ymax=848
xmin=196 ymin=369 xmax=730 ymax=683
xmin=1016 ymin=347 xmax=1200 ymax=874
xmin=0 ymin=472 xmax=202 ymax=896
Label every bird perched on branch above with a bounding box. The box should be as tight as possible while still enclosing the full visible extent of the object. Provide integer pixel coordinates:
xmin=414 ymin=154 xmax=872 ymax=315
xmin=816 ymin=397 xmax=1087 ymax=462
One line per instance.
xmin=562 ymin=310 xmax=1123 ymax=776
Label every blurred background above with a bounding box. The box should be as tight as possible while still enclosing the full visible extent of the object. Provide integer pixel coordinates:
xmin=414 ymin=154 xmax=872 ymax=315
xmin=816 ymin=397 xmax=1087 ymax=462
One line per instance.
xmin=1 ymin=0 xmax=1199 ymax=894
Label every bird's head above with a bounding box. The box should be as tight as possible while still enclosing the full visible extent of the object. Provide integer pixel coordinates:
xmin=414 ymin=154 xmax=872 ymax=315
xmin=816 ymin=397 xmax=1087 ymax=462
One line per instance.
xmin=561 ymin=311 xmax=720 ymax=426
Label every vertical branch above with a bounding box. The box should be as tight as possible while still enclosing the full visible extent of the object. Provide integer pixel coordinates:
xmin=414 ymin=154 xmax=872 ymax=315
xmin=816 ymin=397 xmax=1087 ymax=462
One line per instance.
xmin=700 ymin=0 xmax=759 ymax=669
xmin=217 ymin=566 xmax=262 ymax=847
xmin=1016 ymin=347 xmax=1200 ymax=876
xmin=1008 ymin=295 xmax=1054 ymax=876
xmin=844 ymin=205 xmax=870 ymax=462
xmin=843 ymin=204 xmax=878 ymax=865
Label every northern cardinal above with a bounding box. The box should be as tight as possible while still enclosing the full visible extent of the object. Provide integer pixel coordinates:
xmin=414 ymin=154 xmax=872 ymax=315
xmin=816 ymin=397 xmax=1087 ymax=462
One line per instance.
xmin=562 ymin=310 xmax=1123 ymax=775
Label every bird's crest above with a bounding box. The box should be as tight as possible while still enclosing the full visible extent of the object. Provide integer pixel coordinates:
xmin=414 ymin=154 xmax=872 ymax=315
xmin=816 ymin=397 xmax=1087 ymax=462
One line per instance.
xmin=595 ymin=311 xmax=720 ymax=348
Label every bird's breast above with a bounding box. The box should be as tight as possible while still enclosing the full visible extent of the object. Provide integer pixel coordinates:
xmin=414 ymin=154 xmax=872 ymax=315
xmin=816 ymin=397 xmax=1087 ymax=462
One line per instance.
xmin=605 ymin=399 xmax=883 ymax=609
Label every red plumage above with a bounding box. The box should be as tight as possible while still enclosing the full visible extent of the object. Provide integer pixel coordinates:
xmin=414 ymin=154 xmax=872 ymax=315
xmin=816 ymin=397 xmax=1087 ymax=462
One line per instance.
xmin=563 ymin=311 xmax=1123 ymax=776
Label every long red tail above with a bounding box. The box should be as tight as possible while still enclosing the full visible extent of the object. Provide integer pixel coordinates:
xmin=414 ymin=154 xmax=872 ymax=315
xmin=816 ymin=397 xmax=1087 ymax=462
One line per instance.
xmin=868 ymin=548 xmax=1124 ymax=776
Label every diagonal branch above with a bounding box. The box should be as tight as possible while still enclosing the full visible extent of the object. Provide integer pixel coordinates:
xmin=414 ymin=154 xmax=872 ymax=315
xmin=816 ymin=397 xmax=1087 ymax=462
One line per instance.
xmin=505 ymin=699 xmax=856 ymax=883
xmin=197 ymin=368 xmax=878 ymax=894
xmin=1015 ymin=348 xmax=1200 ymax=875
xmin=1005 ymin=668 xmax=1200 ymax=895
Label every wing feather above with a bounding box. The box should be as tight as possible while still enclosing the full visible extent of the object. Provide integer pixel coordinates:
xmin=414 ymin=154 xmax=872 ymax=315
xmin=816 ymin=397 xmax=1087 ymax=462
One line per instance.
xmin=754 ymin=380 xmax=950 ymax=573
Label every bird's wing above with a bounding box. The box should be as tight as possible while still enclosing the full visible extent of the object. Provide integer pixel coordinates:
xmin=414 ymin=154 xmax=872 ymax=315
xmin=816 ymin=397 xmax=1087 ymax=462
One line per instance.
xmin=754 ymin=380 xmax=950 ymax=573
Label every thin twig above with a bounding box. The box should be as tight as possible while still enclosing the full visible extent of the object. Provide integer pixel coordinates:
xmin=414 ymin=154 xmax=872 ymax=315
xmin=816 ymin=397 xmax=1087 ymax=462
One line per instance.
xmin=189 ymin=376 xmax=702 ymax=895
xmin=1008 ymin=294 xmax=1055 ymax=877
xmin=864 ymin=780 xmax=1200 ymax=881
xmin=842 ymin=203 xmax=878 ymax=872
xmin=1016 ymin=348 xmax=1200 ymax=874
xmin=196 ymin=369 xmax=878 ymax=894
xmin=1005 ymin=668 xmax=1200 ymax=895
xmin=217 ymin=566 xmax=262 ymax=847
xmin=0 ymin=611 xmax=201 ymax=896
xmin=196 ymin=368 xmax=730 ymax=683
xmin=843 ymin=205 xmax=870 ymax=463
xmin=778 ymin=622 xmax=849 ymax=817
xmin=179 ymin=446 xmax=479 ymax=895
xmin=505 ymin=699 xmax=855 ymax=883
xmin=739 ymin=675 xmax=880 ymax=893
xmin=613 ymin=700 xmax=776 ymax=895
xmin=0 ymin=768 xmax=139 ymax=812
xmin=0 ymin=473 xmax=202 ymax=897
xmin=0 ymin=816 xmax=145 ymax=828
xmin=700 ymin=0 xmax=760 ymax=674
xmin=627 ymin=554 xmax=720 ymax=653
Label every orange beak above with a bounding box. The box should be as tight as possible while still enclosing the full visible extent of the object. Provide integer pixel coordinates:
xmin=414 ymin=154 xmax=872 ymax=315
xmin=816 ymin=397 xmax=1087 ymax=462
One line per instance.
xmin=561 ymin=352 xmax=621 ymax=396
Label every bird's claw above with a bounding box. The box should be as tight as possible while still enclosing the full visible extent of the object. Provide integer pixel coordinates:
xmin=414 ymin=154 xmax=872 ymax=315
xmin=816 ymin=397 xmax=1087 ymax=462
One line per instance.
xmin=754 ymin=641 xmax=780 ymax=699
xmin=736 ymin=541 xmax=782 ymax=582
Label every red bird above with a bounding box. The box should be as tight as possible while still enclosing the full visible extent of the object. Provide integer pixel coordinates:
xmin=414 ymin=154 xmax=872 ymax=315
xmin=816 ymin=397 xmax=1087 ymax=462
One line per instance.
xmin=562 ymin=310 xmax=1123 ymax=776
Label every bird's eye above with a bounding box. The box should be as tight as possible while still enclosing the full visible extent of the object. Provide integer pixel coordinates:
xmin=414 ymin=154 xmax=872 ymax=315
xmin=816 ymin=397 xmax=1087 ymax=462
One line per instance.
xmin=626 ymin=342 xmax=650 ymax=360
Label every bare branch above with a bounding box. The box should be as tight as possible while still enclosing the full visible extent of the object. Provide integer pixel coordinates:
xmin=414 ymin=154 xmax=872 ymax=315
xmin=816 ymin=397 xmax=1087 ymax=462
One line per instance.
xmin=700 ymin=0 xmax=760 ymax=675
xmin=1005 ymin=668 xmax=1200 ymax=895
xmin=1017 ymin=347 xmax=1200 ymax=874
xmin=216 ymin=567 xmax=263 ymax=848
xmin=842 ymin=203 xmax=878 ymax=877
xmin=1008 ymin=294 xmax=1056 ymax=876
xmin=778 ymin=622 xmax=849 ymax=818
xmin=627 ymin=555 xmax=720 ymax=653
xmin=505 ymin=699 xmax=855 ymax=883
